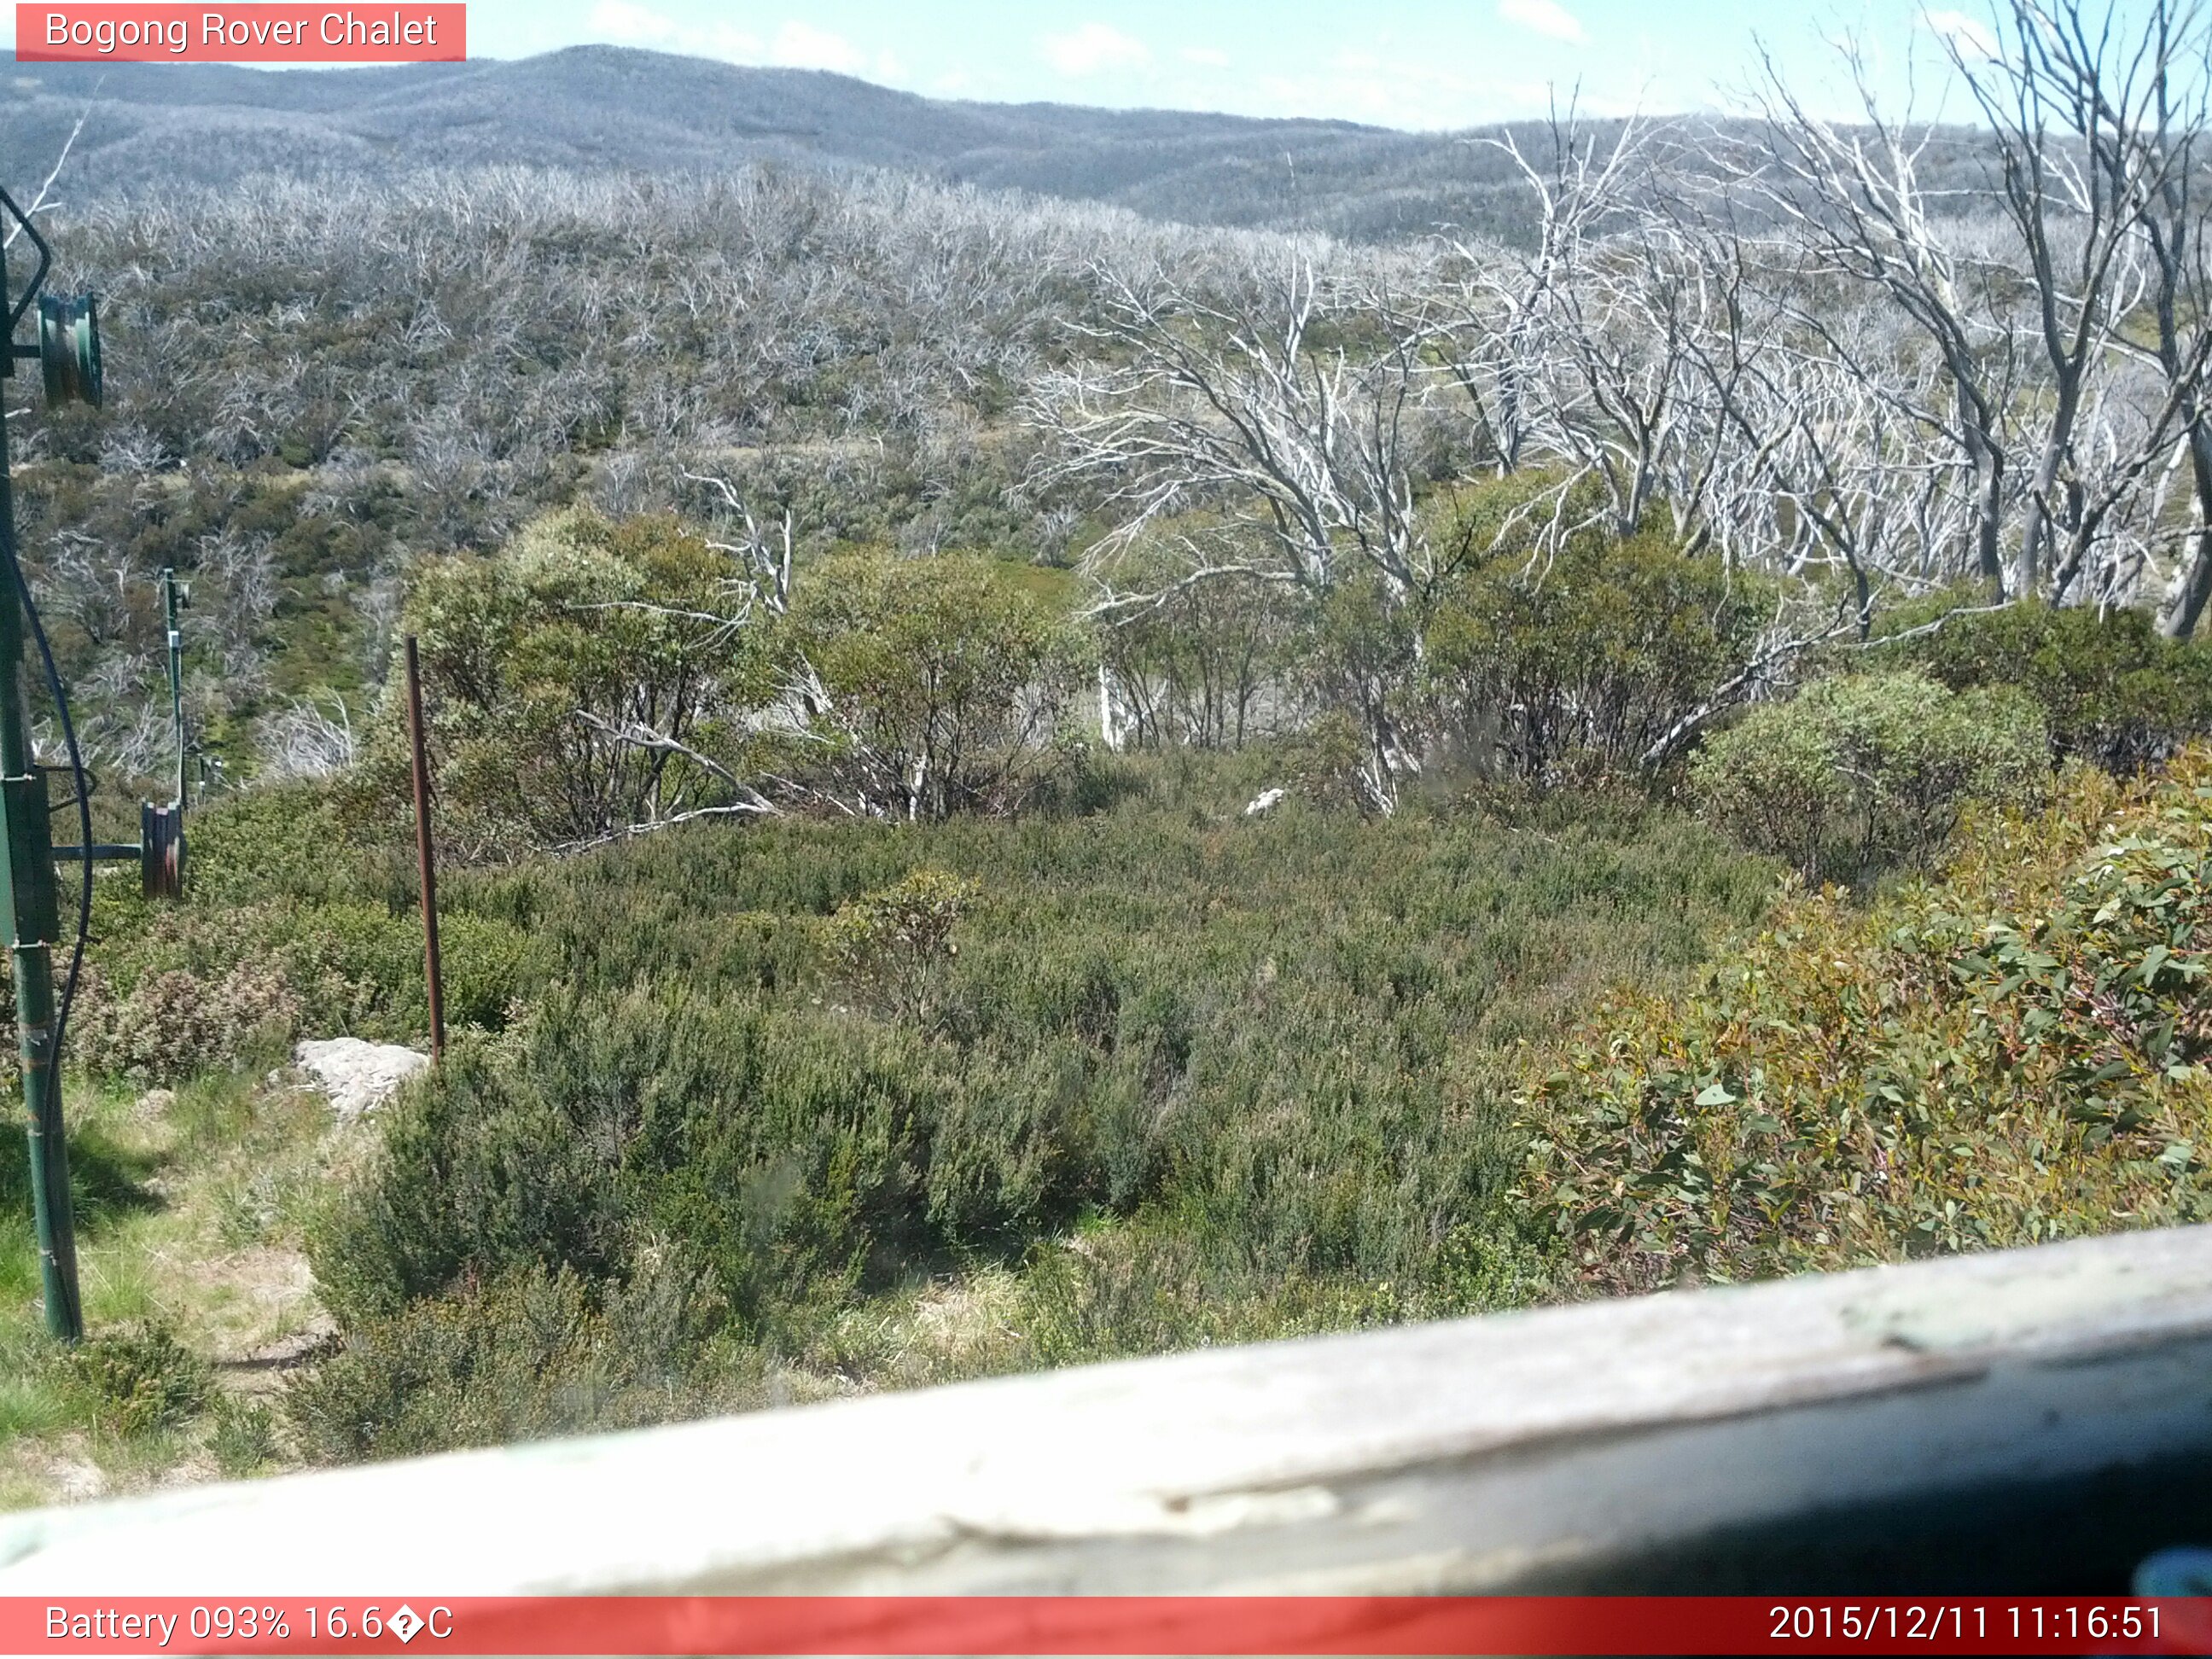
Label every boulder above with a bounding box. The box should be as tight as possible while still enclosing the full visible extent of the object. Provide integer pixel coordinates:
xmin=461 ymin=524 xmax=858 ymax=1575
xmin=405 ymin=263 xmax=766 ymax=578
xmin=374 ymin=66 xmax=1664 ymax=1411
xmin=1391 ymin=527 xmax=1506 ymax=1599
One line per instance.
xmin=294 ymin=1038 xmax=431 ymax=1120
xmin=1244 ymin=787 xmax=1288 ymax=816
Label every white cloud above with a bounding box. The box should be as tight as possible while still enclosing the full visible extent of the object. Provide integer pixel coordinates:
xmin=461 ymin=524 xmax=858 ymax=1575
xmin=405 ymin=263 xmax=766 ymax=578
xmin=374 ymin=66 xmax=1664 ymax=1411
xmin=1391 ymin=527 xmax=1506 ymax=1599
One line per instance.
xmin=589 ymin=3 xmax=885 ymax=79
xmin=1237 ymin=49 xmax=1635 ymax=132
xmin=1040 ymin=22 xmax=1151 ymax=77
xmin=589 ymin=0 xmax=761 ymax=59
xmin=1925 ymin=8 xmax=1999 ymax=61
xmin=771 ymin=20 xmax=867 ymax=74
xmin=1179 ymin=45 xmax=1231 ymax=68
xmin=1497 ymin=0 xmax=1586 ymax=45
xmin=590 ymin=0 xmax=679 ymax=45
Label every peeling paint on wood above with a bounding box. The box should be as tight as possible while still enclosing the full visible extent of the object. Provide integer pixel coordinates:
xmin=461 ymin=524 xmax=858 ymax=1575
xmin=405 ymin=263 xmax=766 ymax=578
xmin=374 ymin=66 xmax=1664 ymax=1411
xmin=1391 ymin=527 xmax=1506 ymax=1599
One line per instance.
xmin=3 ymin=1225 xmax=2208 ymax=1593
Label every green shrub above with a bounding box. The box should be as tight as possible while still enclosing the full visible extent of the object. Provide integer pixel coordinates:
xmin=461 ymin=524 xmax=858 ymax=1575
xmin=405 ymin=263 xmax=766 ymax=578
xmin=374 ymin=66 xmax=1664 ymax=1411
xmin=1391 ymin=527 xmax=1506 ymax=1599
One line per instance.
xmin=435 ymin=912 xmax=535 ymax=1030
xmin=287 ymin=1258 xmax=728 ymax=1464
xmin=824 ymin=867 xmax=979 ymax=1024
xmin=368 ymin=521 xmax=1098 ymax=859
xmin=774 ymin=550 xmax=1095 ymax=820
xmin=1283 ymin=710 xmax=1379 ymax=813
xmin=1895 ymin=601 xmax=2212 ymax=771
xmin=1522 ymin=752 xmax=2212 ymax=1294
xmin=207 ymin=1395 xmax=282 ymax=1476
xmin=299 ymin=758 xmax=1779 ymax=1455
xmin=52 ymin=898 xmax=527 ymax=1076
xmin=1094 ymin=549 xmax=1303 ymax=748
xmin=1016 ymin=1215 xmax=1548 ymax=1366
xmin=1423 ymin=526 xmax=1774 ymax=783
xmin=371 ymin=511 xmax=778 ymax=859
xmin=70 ymin=1323 xmax=211 ymax=1435
xmin=1691 ymin=671 xmax=2047 ymax=884
xmin=74 ymin=962 xmax=300 ymax=1085
xmin=183 ymin=782 xmax=398 ymax=910
xmin=307 ymin=990 xmax=957 ymax=1331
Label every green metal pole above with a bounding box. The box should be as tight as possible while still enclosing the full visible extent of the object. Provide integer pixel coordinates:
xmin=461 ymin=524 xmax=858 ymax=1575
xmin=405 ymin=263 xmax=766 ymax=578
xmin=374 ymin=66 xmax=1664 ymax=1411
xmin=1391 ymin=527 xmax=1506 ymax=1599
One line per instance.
xmin=163 ymin=568 xmax=183 ymax=809
xmin=0 ymin=248 xmax=83 ymax=1345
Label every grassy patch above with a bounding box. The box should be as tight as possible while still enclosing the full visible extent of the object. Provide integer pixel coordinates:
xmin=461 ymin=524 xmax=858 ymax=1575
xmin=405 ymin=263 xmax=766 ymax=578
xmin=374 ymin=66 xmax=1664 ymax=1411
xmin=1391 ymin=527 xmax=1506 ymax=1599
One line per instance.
xmin=0 ymin=1064 xmax=351 ymax=1507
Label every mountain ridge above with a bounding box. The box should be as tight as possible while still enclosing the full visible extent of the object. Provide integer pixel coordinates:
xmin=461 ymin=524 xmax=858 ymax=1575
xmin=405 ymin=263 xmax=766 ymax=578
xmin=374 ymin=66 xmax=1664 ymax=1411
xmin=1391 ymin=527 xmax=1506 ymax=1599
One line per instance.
xmin=1 ymin=44 xmax=1576 ymax=240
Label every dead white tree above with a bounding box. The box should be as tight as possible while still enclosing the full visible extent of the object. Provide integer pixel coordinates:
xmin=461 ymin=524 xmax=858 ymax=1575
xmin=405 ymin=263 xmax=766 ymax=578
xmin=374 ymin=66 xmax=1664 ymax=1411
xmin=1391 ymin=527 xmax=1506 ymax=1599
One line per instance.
xmin=1033 ymin=247 xmax=1467 ymax=810
xmin=1034 ymin=249 xmax=1444 ymax=608
xmin=1540 ymin=215 xmax=1726 ymax=543
xmin=1 ymin=96 xmax=93 ymax=250
xmin=1945 ymin=0 xmax=2197 ymax=602
xmin=1735 ymin=38 xmax=2022 ymax=597
xmin=1732 ymin=3 xmax=2212 ymax=614
xmin=682 ymin=470 xmax=795 ymax=619
xmin=1429 ymin=107 xmax=1650 ymax=479
xmin=259 ymin=694 xmax=358 ymax=781
xmin=1662 ymin=189 xmax=1989 ymax=618
xmin=2003 ymin=0 xmax=2212 ymax=635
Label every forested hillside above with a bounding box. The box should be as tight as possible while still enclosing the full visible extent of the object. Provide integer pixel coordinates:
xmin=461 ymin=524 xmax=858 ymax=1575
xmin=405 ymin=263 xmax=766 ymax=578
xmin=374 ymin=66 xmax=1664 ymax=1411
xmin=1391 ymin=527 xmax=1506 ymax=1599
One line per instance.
xmin=3 ymin=1 xmax=2211 ymax=1502
xmin=3 ymin=47 xmax=1629 ymax=242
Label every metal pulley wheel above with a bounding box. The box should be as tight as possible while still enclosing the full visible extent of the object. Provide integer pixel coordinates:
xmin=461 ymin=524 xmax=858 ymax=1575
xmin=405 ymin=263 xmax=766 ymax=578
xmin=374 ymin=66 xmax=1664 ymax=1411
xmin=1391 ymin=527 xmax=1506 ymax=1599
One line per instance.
xmin=38 ymin=293 xmax=101 ymax=409
xmin=141 ymin=801 xmax=183 ymax=899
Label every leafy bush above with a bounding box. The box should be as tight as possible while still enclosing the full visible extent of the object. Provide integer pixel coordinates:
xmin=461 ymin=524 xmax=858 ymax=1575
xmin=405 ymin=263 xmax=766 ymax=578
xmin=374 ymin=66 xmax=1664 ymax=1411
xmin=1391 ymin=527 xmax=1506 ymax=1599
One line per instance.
xmin=1691 ymin=671 xmax=2047 ymax=885
xmin=51 ymin=890 xmax=528 ymax=1074
xmin=1094 ymin=550 xmax=1304 ymax=748
xmin=377 ymin=511 xmax=775 ymax=860
xmin=182 ymin=783 xmax=402 ymax=911
xmin=207 ymin=1395 xmax=282 ymax=1476
xmin=825 ymin=867 xmax=979 ymax=1024
xmin=70 ymin=1323 xmax=211 ymax=1435
xmin=1295 ymin=574 xmax=1423 ymax=811
xmin=288 ymin=1258 xmax=731 ymax=1464
xmin=1016 ymin=1215 xmax=1547 ymax=1365
xmin=4 ymin=782 xmax=518 ymax=1083
xmin=74 ymin=962 xmax=300 ymax=1085
xmin=776 ymin=551 xmax=1095 ymax=820
xmin=1423 ymin=526 xmax=1774 ymax=783
xmin=369 ymin=521 xmax=1097 ymax=859
xmin=27 ymin=781 xmax=535 ymax=1080
xmin=1282 ymin=710 xmax=1377 ymax=813
xmin=1896 ymin=601 xmax=2212 ymax=771
xmin=308 ymin=988 xmax=956 ymax=1332
xmin=1522 ymin=752 xmax=2212 ymax=1294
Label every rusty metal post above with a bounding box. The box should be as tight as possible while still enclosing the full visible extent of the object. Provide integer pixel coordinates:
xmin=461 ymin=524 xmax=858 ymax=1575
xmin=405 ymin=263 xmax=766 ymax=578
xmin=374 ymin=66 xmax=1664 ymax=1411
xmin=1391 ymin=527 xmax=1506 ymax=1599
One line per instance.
xmin=404 ymin=636 xmax=444 ymax=1063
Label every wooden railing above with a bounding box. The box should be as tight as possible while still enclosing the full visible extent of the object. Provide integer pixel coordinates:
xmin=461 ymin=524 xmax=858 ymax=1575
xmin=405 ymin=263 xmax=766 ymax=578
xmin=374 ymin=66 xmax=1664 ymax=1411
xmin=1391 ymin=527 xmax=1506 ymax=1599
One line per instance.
xmin=3 ymin=1225 xmax=2209 ymax=1594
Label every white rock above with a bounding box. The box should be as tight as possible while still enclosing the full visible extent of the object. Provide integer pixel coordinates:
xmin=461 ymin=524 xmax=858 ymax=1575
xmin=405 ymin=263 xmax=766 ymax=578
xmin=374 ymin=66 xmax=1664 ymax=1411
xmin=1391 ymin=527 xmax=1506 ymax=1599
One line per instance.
xmin=294 ymin=1038 xmax=431 ymax=1120
xmin=1244 ymin=787 xmax=1288 ymax=816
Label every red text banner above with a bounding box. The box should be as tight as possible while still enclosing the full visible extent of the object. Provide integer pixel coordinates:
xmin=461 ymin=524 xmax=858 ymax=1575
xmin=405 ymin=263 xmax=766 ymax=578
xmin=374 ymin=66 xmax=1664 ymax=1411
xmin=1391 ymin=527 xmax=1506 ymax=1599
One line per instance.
xmin=3 ymin=1597 xmax=2211 ymax=1656
xmin=15 ymin=5 xmax=465 ymax=61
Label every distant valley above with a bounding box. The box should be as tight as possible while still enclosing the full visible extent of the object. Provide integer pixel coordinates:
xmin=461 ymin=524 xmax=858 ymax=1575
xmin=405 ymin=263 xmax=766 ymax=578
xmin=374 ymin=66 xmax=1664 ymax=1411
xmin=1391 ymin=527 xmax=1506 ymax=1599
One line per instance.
xmin=2 ymin=44 xmax=1604 ymax=241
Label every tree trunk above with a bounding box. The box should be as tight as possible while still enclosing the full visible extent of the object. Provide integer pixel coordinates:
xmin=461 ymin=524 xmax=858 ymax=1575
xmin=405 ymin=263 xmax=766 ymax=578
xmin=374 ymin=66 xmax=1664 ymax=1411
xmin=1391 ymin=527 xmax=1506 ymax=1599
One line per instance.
xmin=1971 ymin=440 xmax=2007 ymax=599
xmin=2016 ymin=379 xmax=2081 ymax=604
xmin=2159 ymin=425 xmax=2212 ymax=638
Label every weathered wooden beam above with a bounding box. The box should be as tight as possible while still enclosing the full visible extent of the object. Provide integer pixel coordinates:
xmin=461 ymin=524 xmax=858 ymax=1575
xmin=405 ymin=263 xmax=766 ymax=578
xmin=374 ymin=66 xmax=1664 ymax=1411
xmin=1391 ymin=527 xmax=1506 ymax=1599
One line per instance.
xmin=3 ymin=1225 xmax=2209 ymax=1593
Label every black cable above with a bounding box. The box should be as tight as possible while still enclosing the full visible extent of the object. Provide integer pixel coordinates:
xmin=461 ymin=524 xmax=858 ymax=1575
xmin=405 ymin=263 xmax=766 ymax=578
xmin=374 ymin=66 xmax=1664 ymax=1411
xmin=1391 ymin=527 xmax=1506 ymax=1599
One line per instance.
xmin=8 ymin=556 xmax=92 ymax=1072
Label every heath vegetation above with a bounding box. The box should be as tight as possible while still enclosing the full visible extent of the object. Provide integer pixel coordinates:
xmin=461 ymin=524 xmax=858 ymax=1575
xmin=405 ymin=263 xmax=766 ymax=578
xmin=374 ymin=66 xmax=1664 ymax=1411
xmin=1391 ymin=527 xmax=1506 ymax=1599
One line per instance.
xmin=3 ymin=0 xmax=2212 ymax=1492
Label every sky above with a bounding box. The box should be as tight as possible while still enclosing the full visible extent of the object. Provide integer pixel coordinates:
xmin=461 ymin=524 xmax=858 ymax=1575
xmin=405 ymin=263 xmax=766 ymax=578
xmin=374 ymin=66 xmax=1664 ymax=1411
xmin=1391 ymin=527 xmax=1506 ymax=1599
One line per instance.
xmin=453 ymin=0 xmax=2000 ymax=131
xmin=0 ymin=1 xmax=2021 ymax=130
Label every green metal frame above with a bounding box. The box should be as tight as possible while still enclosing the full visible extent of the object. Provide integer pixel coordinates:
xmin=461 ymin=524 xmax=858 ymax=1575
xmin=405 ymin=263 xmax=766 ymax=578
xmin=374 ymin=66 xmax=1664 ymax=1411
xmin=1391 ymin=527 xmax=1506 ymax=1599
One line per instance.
xmin=54 ymin=572 xmax=189 ymax=898
xmin=164 ymin=568 xmax=184 ymax=811
xmin=0 ymin=188 xmax=114 ymax=1344
xmin=0 ymin=192 xmax=83 ymax=1342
